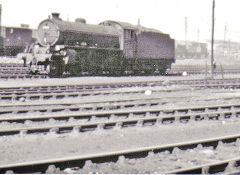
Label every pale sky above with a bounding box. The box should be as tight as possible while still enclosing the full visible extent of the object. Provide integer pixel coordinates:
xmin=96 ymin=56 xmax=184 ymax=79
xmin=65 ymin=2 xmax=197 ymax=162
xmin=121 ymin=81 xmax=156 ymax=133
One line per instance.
xmin=0 ymin=0 xmax=240 ymax=42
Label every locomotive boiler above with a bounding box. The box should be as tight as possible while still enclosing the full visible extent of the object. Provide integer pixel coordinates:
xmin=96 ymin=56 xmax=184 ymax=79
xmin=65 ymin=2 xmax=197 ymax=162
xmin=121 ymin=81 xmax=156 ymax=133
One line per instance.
xmin=34 ymin=13 xmax=175 ymax=77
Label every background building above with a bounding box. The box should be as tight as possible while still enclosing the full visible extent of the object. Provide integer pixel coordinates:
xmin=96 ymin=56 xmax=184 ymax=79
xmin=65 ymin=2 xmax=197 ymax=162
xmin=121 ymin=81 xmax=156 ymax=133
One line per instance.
xmin=0 ymin=25 xmax=34 ymax=56
xmin=175 ymin=40 xmax=208 ymax=59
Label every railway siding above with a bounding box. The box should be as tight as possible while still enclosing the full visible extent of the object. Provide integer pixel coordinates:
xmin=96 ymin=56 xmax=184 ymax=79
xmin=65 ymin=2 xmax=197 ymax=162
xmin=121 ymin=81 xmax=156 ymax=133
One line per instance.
xmin=1 ymin=92 xmax=237 ymax=116
xmin=1 ymin=102 xmax=240 ymax=136
xmin=0 ymin=84 xmax=240 ymax=103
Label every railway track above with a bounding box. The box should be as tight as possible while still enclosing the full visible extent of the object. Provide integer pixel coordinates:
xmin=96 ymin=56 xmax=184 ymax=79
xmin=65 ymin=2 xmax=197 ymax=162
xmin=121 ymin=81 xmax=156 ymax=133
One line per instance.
xmin=1 ymin=78 xmax=240 ymax=102
xmin=0 ymin=74 xmax=48 ymax=79
xmin=1 ymin=134 xmax=240 ymax=173
xmin=0 ymin=84 xmax=239 ymax=103
xmin=0 ymin=95 xmax=191 ymax=115
xmin=0 ymin=86 xmax=190 ymax=102
xmin=2 ymin=77 xmax=240 ymax=92
xmin=1 ymin=101 xmax=240 ymax=137
xmin=1 ymin=90 xmax=237 ymax=116
xmin=0 ymin=63 xmax=48 ymax=79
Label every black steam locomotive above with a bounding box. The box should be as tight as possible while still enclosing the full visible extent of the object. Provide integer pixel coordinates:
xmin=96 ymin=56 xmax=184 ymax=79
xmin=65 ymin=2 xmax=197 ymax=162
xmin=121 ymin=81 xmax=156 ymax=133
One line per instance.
xmin=34 ymin=13 xmax=175 ymax=77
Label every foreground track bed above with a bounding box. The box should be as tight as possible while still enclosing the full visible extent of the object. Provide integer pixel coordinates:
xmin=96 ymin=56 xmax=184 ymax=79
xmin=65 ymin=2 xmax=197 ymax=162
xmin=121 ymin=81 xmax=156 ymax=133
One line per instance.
xmin=1 ymin=119 xmax=240 ymax=173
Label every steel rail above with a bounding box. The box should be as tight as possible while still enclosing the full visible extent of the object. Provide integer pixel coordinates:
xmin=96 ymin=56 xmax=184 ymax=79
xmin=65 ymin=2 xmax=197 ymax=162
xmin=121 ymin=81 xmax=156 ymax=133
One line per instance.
xmin=0 ymin=101 xmax=239 ymax=121
xmin=0 ymin=101 xmax=240 ymax=122
xmin=1 ymin=85 xmax=238 ymax=108
xmin=1 ymin=82 xmax=240 ymax=102
xmin=0 ymin=74 xmax=48 ymax=79
xmin=1 ymin=89 xmax=225 ymax=115
xmin=0 ymin=96 xmax=231 ymax=116
xmin=0 ymin=98 xmax=170 ymax=115
xmin=0 ymin=81 xmax=159 ymax=93
xmin=1 ymin=81 xmax=238 ymax=96
xmin=1 ymin=77 xmax=240 ymax=93
xmin=0 ymin=78 xmax=240 ymax=96
xmin=0 ymin=86 xmax=194 ymax=101
xmin=0 ymin=92 xmax=239 ymax=119
xmin=0 ymin=84 xmax=183 ymax=96
xmin=164 ymin=157 xmax=240 ymax=174
xmin=0 ymin=103 xmax=239 ymax=136
xmin=0 ymin=134 xmax=240 ymax=173
xmin=0 ymin=63 xmax=24 ymax=67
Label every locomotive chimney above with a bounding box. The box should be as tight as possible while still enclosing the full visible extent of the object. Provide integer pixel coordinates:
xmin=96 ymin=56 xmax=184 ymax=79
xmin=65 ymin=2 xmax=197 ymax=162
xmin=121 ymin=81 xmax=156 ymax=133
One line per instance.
xmin=21 ymin=24 xmax=29 ymax=28
xmin=52 ymin=13 xmax=60 ymax=20
xmin=75 ymin=18 xmax=86 ymax=24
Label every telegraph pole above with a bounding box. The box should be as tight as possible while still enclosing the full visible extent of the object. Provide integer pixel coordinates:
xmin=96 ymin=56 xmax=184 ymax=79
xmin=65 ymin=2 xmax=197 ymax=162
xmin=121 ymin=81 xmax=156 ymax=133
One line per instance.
xmin=211 ymin=0 xmax=215 ymax=77
xmin=224 ymin=24 xmax=227 ymax=42
xmin=224 ymin=24 xmax=227 ymax=56
xmin=197 ymin=28 xmax=200 ymax=42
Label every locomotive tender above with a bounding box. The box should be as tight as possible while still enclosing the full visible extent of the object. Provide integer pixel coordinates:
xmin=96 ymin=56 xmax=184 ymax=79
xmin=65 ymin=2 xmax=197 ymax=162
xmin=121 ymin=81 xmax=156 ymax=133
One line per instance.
xmin=35 ymin=13 xmax=175 ymax=77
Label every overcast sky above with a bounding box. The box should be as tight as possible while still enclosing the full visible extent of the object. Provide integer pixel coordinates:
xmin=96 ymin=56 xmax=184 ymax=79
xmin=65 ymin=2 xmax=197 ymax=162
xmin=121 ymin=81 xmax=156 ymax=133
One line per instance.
xmin=0 ymin=0 xmax=240 ymax=42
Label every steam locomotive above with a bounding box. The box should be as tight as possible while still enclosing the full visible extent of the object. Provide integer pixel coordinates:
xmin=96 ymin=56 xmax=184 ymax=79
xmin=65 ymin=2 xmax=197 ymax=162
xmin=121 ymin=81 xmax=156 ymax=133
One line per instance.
xmin=31 ymin=13 xmax=175 ymax=77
